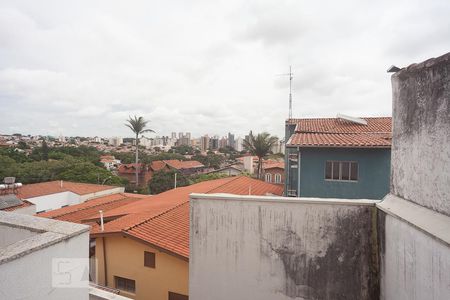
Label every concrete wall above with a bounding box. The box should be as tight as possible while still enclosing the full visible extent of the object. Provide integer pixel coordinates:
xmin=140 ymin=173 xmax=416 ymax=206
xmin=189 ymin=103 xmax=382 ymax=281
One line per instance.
xmin=377 ymin=195 xmax=450 ymax=300
xmin=80 ymin=187 xmax=125 ymax=202
xmin=0 ymin=233 xmax=89 ymax=300
xmin=378 ymin=52 xmax=450 ymax=300
xmin=190 ymin=194 xmax=380 ymax=300
xmin=0 ymin=224 xmax=38 ymax=247
xmin=391 ymin=53 xmax=450 ymax=215
xmin=0 ymin=212 xmax=90 ymax=300
xmin=96 ymin=235 xmax=188 ymax=300
xmin=28 ymin=191 xmax=79 ymax=212
xmin=299 ymin=148 xmax=390 ymax=200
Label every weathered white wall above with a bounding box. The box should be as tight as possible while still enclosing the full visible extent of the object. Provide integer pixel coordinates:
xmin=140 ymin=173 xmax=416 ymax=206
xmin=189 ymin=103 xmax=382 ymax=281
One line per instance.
xmin=0 ymin=230 xmax=89 ymax=300
xmin=380 ymin=52 xmax=450 ymax=300
xmin=27 ymin=191 xmax=79 ymax=212
xmin=391 ymin=53 xmax=450 ymax=216
xmin=380 ymin=213 xmax=450 ymax=300
xmin=12 ymin=203 xmax=37 ymax=215
xmin=80 ymin=187 xmax=124 ymax=202
xmin=190 ymin=195 xmax=379 ymax=300
xmin=0 ymin=224 xmax=38 ymax=247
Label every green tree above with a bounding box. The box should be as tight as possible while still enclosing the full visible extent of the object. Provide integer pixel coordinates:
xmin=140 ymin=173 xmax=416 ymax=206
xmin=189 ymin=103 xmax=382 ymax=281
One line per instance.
xmin=171 ymin=145 xmax=194 ymax=155
xmin=42 ymin=140 xmax=49 ymax=161
xmin=192 ymin=153 xmax=225 ymax=170
xmin=148 ymin=169 xmax=189 ymax=194
xmin=125 ymin=116 xmax=155 ymax=187
xmin=17 ymin=141 xmax=29 ymax=149
xmin=243 ymin=132 xmax=278 ymax=179
xmin=0 ymin=155 xmax=16 ymax=179
xmin=191 ymin=173 xmax=230 ymax=184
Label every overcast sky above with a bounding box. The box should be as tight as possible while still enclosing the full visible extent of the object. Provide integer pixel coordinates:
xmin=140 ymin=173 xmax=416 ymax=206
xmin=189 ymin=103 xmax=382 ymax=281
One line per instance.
xmin=0 ymin=0 xmax=449 ymax=139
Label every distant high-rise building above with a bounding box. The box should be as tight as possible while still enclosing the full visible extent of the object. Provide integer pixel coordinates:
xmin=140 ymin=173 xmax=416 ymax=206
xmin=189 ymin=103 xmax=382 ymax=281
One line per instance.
xmin=201 ymin=135 xmax=210 ymax=152
xmin=219 ymin=137 xmax=228 ymax=149
xmin=209 ymin=137 xmax=219 ymax=150
xmin=171 ymin=132 xmax=177 ymax=139
xmin=186 ymin=132 xmax=191 ymax=140
xmin=236 ymin=137 xmax=244 ymax=152
xmin=228 ymin=132 xmax=235 ymax=149
xmin=179 ymin=132 xmax=183 ymax=139
xmin=108 ymin=137 xmax=123 ymax=147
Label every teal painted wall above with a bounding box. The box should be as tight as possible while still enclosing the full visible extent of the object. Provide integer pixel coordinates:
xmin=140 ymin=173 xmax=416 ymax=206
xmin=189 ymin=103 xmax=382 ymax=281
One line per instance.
xmin=297 ymin=148 xmax=390 ymax=199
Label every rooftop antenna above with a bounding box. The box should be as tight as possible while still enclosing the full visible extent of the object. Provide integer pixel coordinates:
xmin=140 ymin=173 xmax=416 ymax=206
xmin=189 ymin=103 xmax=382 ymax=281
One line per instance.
xmin=277 ymin=66 xmax=294 ymax=119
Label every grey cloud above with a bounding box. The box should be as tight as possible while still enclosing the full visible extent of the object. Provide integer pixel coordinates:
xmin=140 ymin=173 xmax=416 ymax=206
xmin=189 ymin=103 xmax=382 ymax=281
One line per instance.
xmin=0 ymin=0 xmax=449 ymax=139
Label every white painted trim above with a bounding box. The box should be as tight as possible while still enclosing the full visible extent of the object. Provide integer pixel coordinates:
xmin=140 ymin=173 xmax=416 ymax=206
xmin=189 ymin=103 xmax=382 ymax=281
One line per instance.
xmin=377 ymin=194 xmax=450 ymax=247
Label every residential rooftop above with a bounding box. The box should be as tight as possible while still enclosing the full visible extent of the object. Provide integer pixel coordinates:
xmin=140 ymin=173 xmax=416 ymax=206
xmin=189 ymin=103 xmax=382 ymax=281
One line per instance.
xmin=38 ymin=176 xmax=284 ymax=259
xmin=287 ymin=116 xmax=392 ymax=148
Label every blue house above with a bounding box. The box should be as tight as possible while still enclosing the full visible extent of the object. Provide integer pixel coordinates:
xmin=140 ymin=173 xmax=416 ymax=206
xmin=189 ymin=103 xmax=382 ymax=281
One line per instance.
xmin=284 ymin=115 xmax=391 ymax=199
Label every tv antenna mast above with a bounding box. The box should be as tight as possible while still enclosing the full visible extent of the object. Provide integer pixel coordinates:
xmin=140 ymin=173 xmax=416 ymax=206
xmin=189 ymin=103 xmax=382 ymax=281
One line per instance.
xmin=277 ymin=66 xmax=294 ymax=119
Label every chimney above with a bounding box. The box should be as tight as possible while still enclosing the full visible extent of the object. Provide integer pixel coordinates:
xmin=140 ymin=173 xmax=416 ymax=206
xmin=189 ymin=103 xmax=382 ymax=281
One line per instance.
xmin=99 ymin=210 xmax=104 ymax=232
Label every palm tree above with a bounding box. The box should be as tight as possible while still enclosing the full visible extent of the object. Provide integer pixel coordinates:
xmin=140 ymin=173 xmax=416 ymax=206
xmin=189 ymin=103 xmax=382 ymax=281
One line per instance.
xmin=243 ymin=131 xmax=278 ymax=179
xmin=125 ymin=116 xmax=155 ymax=187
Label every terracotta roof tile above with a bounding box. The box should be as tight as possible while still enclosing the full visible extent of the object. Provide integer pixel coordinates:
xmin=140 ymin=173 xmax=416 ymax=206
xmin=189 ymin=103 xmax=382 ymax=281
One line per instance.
xmin=263 ymin=162 xmax=285 ymax=170
xmin=163 ymin=160 xmax=204 ymax=169
xmin=287 ymin=117 xmax=392 ymax=148
xmin=36 ymin=193 xmax=141 ymax=223
xmin=290 ymin=117 xmax=391 ymax=133
xmin=150 ymin=161 xmax=167 ymax=171
xmin=126 ymin=203 xmax=190 ymax=258
xmin=288 ymin=133 xmax=392 ymax=148
xmin=41 ymin=176 xmax=283 ymax=259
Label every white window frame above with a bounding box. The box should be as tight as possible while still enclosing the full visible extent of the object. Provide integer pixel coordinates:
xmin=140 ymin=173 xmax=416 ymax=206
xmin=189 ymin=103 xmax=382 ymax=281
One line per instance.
xmin=274 ymin=174 xmax=282 ymax=183
xmin=325 ymin=161 xmax=358 ymax=182
xmin=265 ymin=173 xmax=272 ymax=183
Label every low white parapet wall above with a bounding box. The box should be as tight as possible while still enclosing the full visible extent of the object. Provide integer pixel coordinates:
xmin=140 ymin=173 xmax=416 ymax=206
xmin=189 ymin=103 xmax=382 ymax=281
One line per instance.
xmin=190 ymin=193 xmax=380 ymax=300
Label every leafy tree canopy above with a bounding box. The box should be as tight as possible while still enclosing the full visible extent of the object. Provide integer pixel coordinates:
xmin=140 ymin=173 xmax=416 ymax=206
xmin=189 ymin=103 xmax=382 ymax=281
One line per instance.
xmin=148 ymin=169 xmax=189 ymax=194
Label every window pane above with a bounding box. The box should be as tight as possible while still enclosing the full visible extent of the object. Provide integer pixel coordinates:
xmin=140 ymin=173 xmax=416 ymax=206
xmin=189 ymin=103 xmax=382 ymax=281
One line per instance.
xmin=169 ymin=292 xmax=189 ymax=300
xmin=115 ymin=276 xmax=135 ymax=293
xmin=144 ymin=251 xmax=155 ymax=268
xmin=341 ymin=162 xmax=350 ymax=180
xmin=325 ymin=162 xmax=332 ymax=179
xmin=350 ymin=162 xmax=358 ymax=180
xmin=332 ymin=162 xmax=340 ymax=180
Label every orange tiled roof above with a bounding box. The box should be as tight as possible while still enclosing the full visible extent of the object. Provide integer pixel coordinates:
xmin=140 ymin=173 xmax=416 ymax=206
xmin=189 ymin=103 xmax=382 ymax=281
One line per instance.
xmin=117 ymin=163 xmax=146 ymax=174
xmin=263 ymin=162 xmax=285 ymax=170
xmin=125 ymin=202 xmax=190 ymax=258
xmin=39 ymin=176 xmax=283 ymax=259
xmin=96 ymin=176 xmax=282 ymax=258
xmin=17 ymin=181 xmax=120 ymax=199
xmin=288 ymin=133 xmax=392 ymax=148
xmin=287 ymin=117 xmax=392 ymax=148
xmin=37 ymin=193 xmax=143 ymax=223
xmin=288 ymin=117 xmax=391 ymax=133
xmin=150 ymin=160 xmax=167 ymax=171
xmin=163 ymin=160 xmax=204 ymax=170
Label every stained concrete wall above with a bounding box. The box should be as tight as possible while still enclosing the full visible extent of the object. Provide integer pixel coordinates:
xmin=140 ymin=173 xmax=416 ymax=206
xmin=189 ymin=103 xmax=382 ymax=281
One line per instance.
xmin=379 ymin=212 xmax=450 ymax=300
xmin=390 ymin=52 xmax=450 ymax=216
xmin=190 ymin=194 xmax=380 ymax=300
xmin=379 ymin=52 xmax=450 ymax=300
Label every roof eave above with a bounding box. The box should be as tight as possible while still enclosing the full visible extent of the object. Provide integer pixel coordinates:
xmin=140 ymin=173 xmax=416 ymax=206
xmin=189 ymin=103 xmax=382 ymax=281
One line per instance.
xmin=121 ymin=231 xmax=189 ymax=262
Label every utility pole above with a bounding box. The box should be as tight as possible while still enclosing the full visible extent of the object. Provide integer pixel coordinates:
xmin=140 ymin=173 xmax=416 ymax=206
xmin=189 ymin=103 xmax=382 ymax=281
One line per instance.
xmin=277 ymin=66 xmax=294 ymax=119
xmin=288 ymin=66 xmax=293 ymax=119
xmin=174 ymin=172 xmax=177 ymax=189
